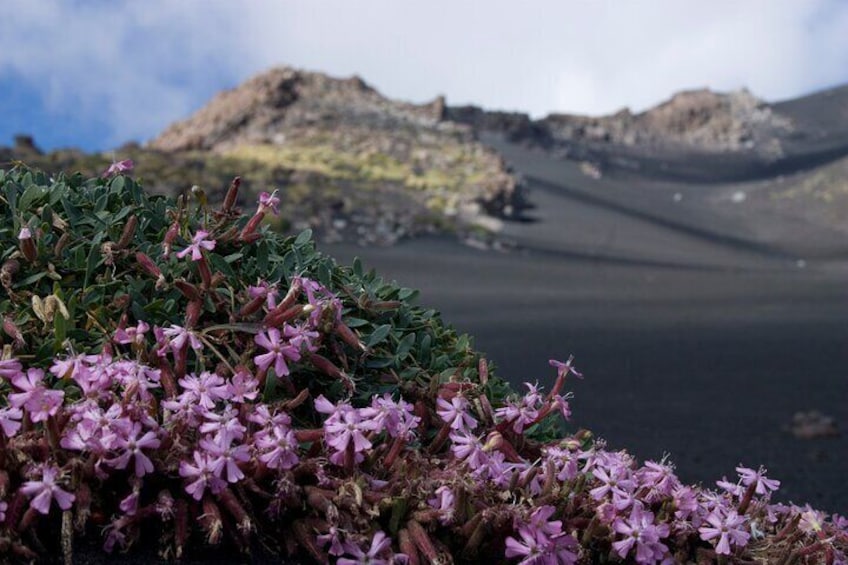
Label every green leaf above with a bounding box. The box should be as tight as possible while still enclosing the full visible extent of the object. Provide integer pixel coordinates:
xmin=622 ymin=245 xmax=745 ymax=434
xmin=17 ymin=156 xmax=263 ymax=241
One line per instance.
xmin=365 ymin=356 xmax=394 ymax=369
xmin=13 ymin=271 xmax=47 ymax=289
xmin=395 ymin=332 xmax=416 ymax=361
xmin=344 ymin=317 xmax=369 ymax=328
xmin=110 ymin=176 xmax=126 ymax=194
xmin=18 ymin=183 xmax=48 ymax=211
xmin=82 ymin=242 xmax=102 ymax=290
xmin=53 ymin=311 xmax=68 ymax=353
xmin=223 ymin=252 xmax=244 ymax=264
xmin=366 ymin=324 xmax=392 ymax=348
xmin=398 ymin=287 xmax=419 ymax=301
xmin=389 ymin=498 xmax=407 ymax=535
xmin=256 ymin=241 xmax=269 ymax=272
xmin=263 ymin=369 xmax=277 ymax=401
xmin=419 ymin=333 xmax=432 ymax=366
xmin=294 ymin=228 xmax=313 ymax=247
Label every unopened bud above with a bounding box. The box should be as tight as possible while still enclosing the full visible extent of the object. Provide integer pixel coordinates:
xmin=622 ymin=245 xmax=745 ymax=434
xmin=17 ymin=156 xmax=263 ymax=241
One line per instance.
xmin=174 ymin=279 xmax=201 ymax=301
xmin=54 ymin=233 xmax=70 ymax=258
xmin=18 ymin=227 xmax=37 ymax=263
xmin=3 ymin=317 xmax=24 ymax=350
xmin=162 ymin=221 xmax=179 ymax=258
xmin=116 ymin=215 xmax=138 ymax=250
xmin=185 ymin=300 xmax=203 ymax=329
xmin=222 ymin=176 xmax=241 ymax=213
xmin=0 ymin=259 xmax=19 ymax=288
xmin=135 ymin=252 xmax=162 ymax=278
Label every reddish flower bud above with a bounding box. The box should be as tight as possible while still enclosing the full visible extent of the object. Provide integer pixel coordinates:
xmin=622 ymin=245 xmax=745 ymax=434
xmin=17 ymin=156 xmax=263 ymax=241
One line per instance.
xmin=239 ymin=212 xmax=265 ymax=242
xmin=162 ymin=221 xmax=179 ymax=257
xmin=334 ymin=320 xmax=367 ymax=352
xmin=222 ymin=176 xmax=241 ymax=213
xmin=116 ymin=215 xmax=138 ymax=250
xmin=3 ymin=317 xmax=24 ymax=349
xmin=173 ymin=279 xmax=201 ymax=301
xmin=18 ymin=227 xmax=37 ymax=263
xmin=407 ymin=520 xmax=440 ymax=563
xmin=185 ymin=300 xmax=203 ymax=329
xmin=135 ymin=252 xmax=162 ymax=278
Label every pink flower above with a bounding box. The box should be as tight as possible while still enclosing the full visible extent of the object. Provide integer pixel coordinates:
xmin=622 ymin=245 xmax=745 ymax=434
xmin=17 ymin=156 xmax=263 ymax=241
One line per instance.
xmin=338 ymin=530 xmax=393 ymax=565
xmin=177 ymin=371 xmax=229 ymax=409
xmin=427 ymin=486 xmax=456 ymax=525
xmin=736 ymin=465 xmax=780 ymax=496
xmin=20 ymin=464 xmax=75 ymax=514
xmin=672 ymin=485 xmax=700 ymax=522
xmin=799 ymin=506 xmax=826 ymax=535
xmin=505 ymin=521 xmax=579 ymax=565
xmin=699 ymin=508 xmax=750 ymax=555
xmin=549 ymin=357 xmax=583 ymax=379
xmin=248 ymin=281 xmax=279 ymax=309
xmin=8 ymin=368 xmax=64 ymax=422
xmin=612 ymin=503 xmax=670 ymax=563
xmin=101 ymin=159 xmax=134 ymax=178
xmin=254 ymin=327 xmax=301 ymax=377
xmin=199 ymin=404 xmax=246 ymax=440
xmin=162 ymin=324 xmax=203 ymax=353
xmin=179 ymin=451 xmax=226 ymax=501
xmin=360 ymin=393 xmax=420 ymax=439
xmin=108 ymin=422 xmax=161 ymax=477
xmin=258 ymin=191 xmax=280 ymax=216
xmin=114 ymin=321 xmax=150 ymax=345
xmin=0 ymin=358 xmax=23 ymax=380
xmin=324 ymin=406 xmax=375 ymax=456
xmin=449 ymin=430 xmax=489 ymax=469
xmin=495 ymin=383 xmax=541 ymax=434
xmin=637 ymin=460 xmax=681 ymax=502
xmin=255 ymin=423 xmax=300 ymax=471
xmin=550 ymin=394 xmax=572 ymax=421
xmin=436 ymin=395 xmax=477 ymax=431
xmin=590 ymin=464 xmax=637 ymax=510
xmin=176 ymin=230 xmax=216 ymax=261
xmin=317 ymin=525 xmax=346 ymax=556
xmin=199 ymin=433 xmax=250 ymax=483
xmin=0 ymin=406 xmax=23 ymax=437
xmin=226 ymin=370 xmax=259 ymax=403
xmin=285 ymin=323 xmax=320 ymax=354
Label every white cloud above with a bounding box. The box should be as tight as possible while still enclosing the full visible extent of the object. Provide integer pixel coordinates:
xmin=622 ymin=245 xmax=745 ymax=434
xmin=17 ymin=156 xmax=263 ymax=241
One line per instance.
xmin=1 ymin=0 xmax=846 ymax=148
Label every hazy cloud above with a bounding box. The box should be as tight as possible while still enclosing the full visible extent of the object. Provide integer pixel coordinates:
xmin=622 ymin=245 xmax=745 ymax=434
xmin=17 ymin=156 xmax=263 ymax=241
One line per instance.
xmin=1 ymin=0 xmax=846 ymax=150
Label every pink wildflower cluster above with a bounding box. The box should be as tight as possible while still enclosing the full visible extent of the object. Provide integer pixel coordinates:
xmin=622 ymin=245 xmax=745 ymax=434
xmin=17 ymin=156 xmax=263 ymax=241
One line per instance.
xmin=1 ymin=180 xmax=846 ymax=563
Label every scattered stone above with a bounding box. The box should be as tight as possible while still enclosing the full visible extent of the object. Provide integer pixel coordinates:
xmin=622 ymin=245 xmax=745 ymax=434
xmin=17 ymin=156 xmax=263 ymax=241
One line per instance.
xmin=786 ymin=410 xmax=839 ymax=439
xmin=731 ymin=191 xmax=747 ymax=203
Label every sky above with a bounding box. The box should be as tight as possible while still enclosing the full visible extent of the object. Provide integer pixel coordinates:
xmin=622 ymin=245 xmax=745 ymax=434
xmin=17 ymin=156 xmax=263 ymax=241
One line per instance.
xmin=1 ymin=0 xmax=847 ymax=153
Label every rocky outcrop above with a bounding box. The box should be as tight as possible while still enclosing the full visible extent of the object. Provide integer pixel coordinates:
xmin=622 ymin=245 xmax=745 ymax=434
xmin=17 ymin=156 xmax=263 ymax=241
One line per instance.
xmin=543 ymin=88 xmax=792 ymax=156
xmin=147 ymin=67 xmax=519 ymax=246
xmin=450 ymin=88 xmax=795 ymax=158
xmin=151 ymin=67 xmax=467 ymax=152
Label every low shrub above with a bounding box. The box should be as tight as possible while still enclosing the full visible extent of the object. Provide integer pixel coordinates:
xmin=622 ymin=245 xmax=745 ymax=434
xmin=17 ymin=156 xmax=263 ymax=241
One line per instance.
xmin=0 ymin=164 xmax=844 ymax=563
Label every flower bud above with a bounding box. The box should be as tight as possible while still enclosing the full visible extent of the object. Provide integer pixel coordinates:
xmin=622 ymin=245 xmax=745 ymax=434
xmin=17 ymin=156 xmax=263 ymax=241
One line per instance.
xmin=135 ymin=252 xmax=162 ymax=278
xmin=116 ymin=215 xmax=138 ymax=250
xmin=0 ymin=259 xmax=19 ymax=289
xmin=18 ymin=227 xmax=37 ymax=263
xmin=222 ymin=176 xmax=241 ymax=213
xmin=162 ymin=221 xmax=179 ymax=258
xmin=2 ymin=317 xmax=24 ymax=350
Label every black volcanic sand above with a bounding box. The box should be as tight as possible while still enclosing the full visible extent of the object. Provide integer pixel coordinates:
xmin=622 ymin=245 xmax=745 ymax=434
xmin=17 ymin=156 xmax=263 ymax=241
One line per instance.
xmin=322 ymin=140 xmax=848 ymax=514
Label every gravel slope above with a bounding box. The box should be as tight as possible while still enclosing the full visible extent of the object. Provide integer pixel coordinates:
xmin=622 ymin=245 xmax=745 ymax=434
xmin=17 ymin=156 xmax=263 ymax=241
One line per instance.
xmin=322 ymin=139 xmax=848 ymax=514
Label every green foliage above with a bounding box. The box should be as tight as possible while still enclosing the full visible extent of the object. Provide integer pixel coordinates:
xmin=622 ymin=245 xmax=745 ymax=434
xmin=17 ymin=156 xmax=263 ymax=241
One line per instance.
xmin=0 ymin=166 xmax=511 ymax=405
